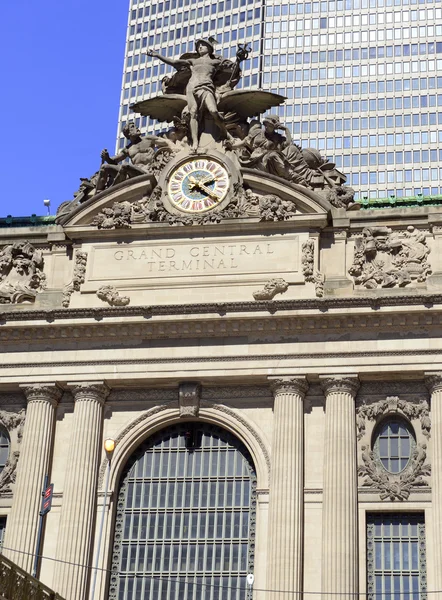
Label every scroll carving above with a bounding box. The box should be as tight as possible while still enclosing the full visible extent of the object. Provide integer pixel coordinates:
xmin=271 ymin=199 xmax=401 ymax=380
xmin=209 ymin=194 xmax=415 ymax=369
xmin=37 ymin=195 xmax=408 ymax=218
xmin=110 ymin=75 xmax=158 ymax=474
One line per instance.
xmin=0 ymin=242 xmax=46 ymax=304
xmin=62 ymin=251 xmax=88 ymax=308
xmin=253 ymin=278 xmax=289 ymax=301
xmin=97 ymin=285 xmax=130 ymax=307
xmin=349 ymin=226 xmax=431 ymax=289
xmin=302 ymin=239 xmax=324 ymax=298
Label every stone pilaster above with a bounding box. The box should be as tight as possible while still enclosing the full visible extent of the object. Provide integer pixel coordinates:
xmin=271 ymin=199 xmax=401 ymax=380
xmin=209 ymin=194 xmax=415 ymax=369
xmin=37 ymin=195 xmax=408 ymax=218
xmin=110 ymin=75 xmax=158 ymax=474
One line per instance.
xmin=425 ymin=373 xmax=442 ymax=589
xmin=320 ymin=376 xmax=360 ymax=600
xmin=53 ymin=383 xmax=110 ymax=600
xmin=267 ymin=377 xmax=309 ymax=599
xmin=3 ymin=384 xmax=61 ymax=572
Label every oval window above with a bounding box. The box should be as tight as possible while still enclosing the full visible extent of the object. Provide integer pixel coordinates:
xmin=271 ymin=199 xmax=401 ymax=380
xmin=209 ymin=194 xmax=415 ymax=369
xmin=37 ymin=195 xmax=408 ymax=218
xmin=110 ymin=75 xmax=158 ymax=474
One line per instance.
xmin=373 ymin=418 xmax=415 ymax=474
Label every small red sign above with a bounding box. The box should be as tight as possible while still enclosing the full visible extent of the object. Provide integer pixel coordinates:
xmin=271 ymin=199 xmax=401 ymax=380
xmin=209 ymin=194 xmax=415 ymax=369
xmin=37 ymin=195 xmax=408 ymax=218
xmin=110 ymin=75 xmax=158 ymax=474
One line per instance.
xmin=40 ymin=484 xmax=54 ymax=516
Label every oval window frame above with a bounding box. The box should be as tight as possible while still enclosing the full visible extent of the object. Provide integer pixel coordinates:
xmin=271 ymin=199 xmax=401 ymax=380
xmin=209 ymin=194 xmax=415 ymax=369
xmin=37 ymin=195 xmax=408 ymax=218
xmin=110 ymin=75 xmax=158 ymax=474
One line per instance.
xmin=372 ymin=417 xmax=416 ymax=475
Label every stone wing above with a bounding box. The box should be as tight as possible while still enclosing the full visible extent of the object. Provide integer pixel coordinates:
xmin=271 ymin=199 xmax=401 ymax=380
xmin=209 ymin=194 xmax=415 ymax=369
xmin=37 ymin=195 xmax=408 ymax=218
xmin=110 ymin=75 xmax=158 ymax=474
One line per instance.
xmin=131 ymin=95 xmax=187 ymax=122
xmin=217 ymin=90 xmax=286 ymax=120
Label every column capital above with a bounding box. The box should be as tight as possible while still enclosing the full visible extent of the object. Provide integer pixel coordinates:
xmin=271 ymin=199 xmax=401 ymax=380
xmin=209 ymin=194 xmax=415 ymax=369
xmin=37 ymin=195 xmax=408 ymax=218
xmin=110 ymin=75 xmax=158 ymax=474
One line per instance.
xmin=269 ymin=376 xmax=309 ymax=398
xmin=319 ymin=375 xmax=360 ymax=397
xmin=67 ymin=382 xmax=110 ymax=405
xmin=424 ymin=373 xmax=442 ymax=394
xmin=20 ymin=383 xmax=63 ymax=407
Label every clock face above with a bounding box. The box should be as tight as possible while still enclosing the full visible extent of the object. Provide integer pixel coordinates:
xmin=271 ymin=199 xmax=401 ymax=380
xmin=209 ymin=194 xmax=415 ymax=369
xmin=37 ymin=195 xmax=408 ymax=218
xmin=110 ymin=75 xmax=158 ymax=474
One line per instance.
xmin=167 ymin=158 xmax=230 ymax=213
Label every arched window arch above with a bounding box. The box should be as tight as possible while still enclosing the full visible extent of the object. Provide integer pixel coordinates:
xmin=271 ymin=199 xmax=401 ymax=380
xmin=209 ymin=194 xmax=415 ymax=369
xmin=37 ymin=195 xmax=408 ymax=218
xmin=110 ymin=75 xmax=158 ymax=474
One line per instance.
xmin=372 ymin=417 xmax=415 ymax=474
xmin=0 ymin=426 xmax=10 ymax=474
xmin=109 ymin=423 xmax=256 ymax=600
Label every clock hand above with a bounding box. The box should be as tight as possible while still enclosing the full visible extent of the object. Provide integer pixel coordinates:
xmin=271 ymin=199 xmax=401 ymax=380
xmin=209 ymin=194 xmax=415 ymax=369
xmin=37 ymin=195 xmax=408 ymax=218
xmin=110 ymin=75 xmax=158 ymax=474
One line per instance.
xmin=199 ymin=174 xmax=216 ymax=185
xmin=198 ymin=182 xmax=220 ymax=201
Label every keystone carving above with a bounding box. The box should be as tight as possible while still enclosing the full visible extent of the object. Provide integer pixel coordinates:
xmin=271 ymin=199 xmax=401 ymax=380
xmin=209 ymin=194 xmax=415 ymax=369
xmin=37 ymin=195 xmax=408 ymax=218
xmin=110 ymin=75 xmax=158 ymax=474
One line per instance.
xmin=0 ymin=409 xmax=25 ymax=494
xmin=97 ymin=285 xmax=130 ymax=307
xmin=302 ymin=239 xmax=325 ymax=297
xmin=349 ymin=226 xmax=431 ymax=289
xmin=356 ymin=396 xmax=431 ymax=441
xmin=0 ymin=241 xmax=46 ymax=304
xmin=62 ymin=251 xmax=88 ymax=308
xmin=179 ymin=382 xmax=201 ymax=417
xmin=358 ymin=442 xmax=431 ymax=501
xmin=253 ymin=278 xmax=289 ymax=301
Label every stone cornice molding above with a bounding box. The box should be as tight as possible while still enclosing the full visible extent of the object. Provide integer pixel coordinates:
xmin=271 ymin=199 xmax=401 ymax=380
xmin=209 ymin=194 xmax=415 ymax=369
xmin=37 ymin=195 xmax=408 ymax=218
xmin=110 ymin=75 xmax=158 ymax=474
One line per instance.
xmin=68 ymin=382 xmax=110 ymax=405
xmin=424 ymin=373 xmax=442 ymax=395
xmin=320 ymin=376 xmax=360 ymax=397
xmin=20 ymin=384 xmax=63 ymax=407
xmin=269 ymin=377 xmax=309 ymax=398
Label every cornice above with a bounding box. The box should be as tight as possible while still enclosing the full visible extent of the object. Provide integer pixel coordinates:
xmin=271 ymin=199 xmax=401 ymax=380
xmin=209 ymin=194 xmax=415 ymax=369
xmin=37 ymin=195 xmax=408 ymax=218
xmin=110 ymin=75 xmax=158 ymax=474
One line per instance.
xmin=0 ymin=305 xmax=441 ymax=346
xmin=0 ymin=292 xmax=442 ymax=324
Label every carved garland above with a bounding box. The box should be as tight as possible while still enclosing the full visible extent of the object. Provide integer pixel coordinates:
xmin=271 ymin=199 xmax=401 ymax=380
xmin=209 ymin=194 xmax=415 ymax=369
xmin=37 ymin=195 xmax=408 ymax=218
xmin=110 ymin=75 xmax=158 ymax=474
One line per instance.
xmin=0 ymin=409 xmax=26 ymax=495
xmin=62 ymin=251 xmax=88 ymax=308
xmin=356 ymin=396 xmax=431 ymax=500
xmin=301 ymin=239 xmax=324 ymax=298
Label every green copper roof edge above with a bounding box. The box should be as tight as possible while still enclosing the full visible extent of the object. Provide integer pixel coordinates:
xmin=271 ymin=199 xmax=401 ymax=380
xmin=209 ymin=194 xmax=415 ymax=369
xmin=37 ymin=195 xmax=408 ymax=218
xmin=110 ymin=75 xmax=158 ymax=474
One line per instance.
xmin=0 ymin=215 xmax=57 ymax=228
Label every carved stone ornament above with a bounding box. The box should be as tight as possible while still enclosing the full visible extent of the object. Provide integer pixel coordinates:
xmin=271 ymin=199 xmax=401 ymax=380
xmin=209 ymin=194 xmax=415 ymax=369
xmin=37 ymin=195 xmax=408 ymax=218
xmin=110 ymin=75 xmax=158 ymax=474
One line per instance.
xmin=22 ymin=384 xmax=63 ymax=407
xmin=302 ymin=239 xmax=325 ymax=298
xmin=349 ymin=226 xmax=431 ymax=289
xmin=270 ymin=377 xmax=309 ymax=398
xmin=320 ymin=376 xmax=360 ymax=396
xmin=253 ymin=278 xmax=289 ymax=301
xmin=70 ymin=383 xmax=110 ymax=405
xmin=179 ymin=382 xmax=202 ymax=417
xmin=91 ymin=183 xmax=300 ymax=229
xmin=325 ymin=185 xmax=359 ymax=210
xmin=62 ymin=251 xmax=88 ymax=308
xmin=0 ymin=409 xmax=26 ymax=494
xmin=0 ymin=241 xmax=46 ymax=304
xmin=97 ymin=285 xmax=130 ymax=307
xmin=356 ymin=396 xmax=431 ymax=441
xmin=358 ymin=442 xmax=431 ymax=501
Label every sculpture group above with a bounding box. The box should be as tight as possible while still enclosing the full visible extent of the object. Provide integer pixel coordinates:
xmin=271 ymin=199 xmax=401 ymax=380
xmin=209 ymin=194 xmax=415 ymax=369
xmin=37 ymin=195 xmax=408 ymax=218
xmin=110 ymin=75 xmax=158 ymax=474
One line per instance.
xmin=57 ymin=38 xmax=355 ymax=223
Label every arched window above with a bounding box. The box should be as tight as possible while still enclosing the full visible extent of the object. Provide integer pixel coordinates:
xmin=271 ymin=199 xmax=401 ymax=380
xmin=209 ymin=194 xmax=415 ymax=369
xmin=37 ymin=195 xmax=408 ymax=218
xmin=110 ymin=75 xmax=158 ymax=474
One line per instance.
xmin=0 ymin=427 xmax=10 ymax=474
xmin=373 ymin=418 xmax=415 ymax=474
xmin=109 ymin=423 xmax=256 ymax=600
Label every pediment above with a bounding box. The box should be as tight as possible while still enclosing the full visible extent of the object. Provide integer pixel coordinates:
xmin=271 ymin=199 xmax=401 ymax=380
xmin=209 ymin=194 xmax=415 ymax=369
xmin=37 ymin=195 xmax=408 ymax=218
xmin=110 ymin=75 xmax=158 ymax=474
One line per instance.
xmin=59 ymin=168 xmax=331 ymax=230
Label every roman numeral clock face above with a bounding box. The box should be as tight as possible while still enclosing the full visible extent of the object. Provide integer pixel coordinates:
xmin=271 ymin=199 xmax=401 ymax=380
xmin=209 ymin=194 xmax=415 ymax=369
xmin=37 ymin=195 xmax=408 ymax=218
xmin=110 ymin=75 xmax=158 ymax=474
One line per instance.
xmin=167 ymin=158 xmax=230 ymax=213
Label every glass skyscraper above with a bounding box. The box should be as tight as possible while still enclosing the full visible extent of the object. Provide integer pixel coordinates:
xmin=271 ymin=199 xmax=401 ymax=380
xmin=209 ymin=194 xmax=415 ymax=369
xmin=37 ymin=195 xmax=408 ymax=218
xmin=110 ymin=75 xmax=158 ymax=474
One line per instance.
xmin=118 ymin=0 xmax=442 ymax=200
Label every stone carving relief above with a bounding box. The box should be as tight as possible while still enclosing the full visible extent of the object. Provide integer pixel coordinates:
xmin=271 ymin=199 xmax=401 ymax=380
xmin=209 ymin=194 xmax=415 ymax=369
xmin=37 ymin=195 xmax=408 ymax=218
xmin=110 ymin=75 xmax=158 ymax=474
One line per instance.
xmin=179 ymin=382 xmax=201 ymax=417
xmin=62 ymin=251 xmax=88 ymax=308
xmin=349 ymin=226 xmax=431 ymax=289
xmin=0 ymin=242 xmax=46 ymax=304
xmin=356 ymin=396 xmax=431 ymax=441
xmin=358 ymin=442 xmax=431 ymax=501
xmin=96 ymin=285 xmax=130 ymax=307
xmin=91 ymin=184 xmax=301 ymax=229
xmin=253 ymin=278 xmax=289 ymax=301
xmin=0 ymin=408 xmax=25 ymax=495
xmin=302 ymin=239 xmax=325 ymax=298
xmin=357 ymin=396 xmax=431 ymax=500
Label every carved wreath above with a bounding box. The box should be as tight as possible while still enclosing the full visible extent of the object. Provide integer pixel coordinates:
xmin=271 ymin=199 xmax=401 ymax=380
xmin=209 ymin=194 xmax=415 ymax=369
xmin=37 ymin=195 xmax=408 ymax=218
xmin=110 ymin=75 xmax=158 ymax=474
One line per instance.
xmin=356 ymin=396 xmax=431 ymax=501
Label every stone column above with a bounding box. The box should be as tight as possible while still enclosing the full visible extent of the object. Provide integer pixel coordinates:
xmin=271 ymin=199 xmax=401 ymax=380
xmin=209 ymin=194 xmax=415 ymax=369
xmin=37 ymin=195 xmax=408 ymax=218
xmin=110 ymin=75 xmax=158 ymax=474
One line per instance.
xmin=320 ymin=376 xmax=360 ymax=600
xmin=53 ymin=382 xmax=109 ymax=600
xmin=3 ymin=384 xmax=61 ymax=572
xmin=267 ymin=377 xmax=309 ymax=599
xmin=425 ymin=373 xmax=442 ymax=589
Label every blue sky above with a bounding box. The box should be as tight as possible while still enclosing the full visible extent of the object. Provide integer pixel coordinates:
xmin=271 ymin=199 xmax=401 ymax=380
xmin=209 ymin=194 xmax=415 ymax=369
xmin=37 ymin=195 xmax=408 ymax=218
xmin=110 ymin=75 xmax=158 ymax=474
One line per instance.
xmin=0 ymin=0 xmax=128 ymax=217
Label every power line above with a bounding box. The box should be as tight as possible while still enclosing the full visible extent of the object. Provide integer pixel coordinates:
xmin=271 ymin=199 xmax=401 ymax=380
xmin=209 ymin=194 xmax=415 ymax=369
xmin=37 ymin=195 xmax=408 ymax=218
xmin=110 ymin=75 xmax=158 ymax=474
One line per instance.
xmin=1 ymin=545 xmax=436 ymax=597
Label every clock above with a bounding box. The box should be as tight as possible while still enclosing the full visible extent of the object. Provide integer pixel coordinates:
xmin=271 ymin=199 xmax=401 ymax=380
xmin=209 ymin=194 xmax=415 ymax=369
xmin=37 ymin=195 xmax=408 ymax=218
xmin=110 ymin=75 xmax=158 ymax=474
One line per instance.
xmin=167 ymin=157 xmax=230 ymax=213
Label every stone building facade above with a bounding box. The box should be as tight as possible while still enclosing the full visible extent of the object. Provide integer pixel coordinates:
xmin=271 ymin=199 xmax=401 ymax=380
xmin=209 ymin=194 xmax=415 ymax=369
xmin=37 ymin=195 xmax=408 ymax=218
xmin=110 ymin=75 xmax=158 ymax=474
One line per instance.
xmin=0 ymin=47 xmax=441 ymax=598
xmin=0 ymin=172 xmax=440 ymax=600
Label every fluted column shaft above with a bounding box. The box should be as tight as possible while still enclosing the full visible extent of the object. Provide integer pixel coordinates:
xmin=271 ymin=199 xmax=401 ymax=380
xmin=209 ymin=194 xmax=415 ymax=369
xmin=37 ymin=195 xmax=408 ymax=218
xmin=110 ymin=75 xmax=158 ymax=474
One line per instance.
xmin=53 ymin=383 xmax=109 ymax=600
xmin=267 ymin=377 xmax=308 ymax=600
xmin=425 ymin=374 xmax=442 ymax=589
xmin=3 ymin=384 xmax=61 ymax=572
xmin=320 ymin=376 xmax=360 ymax=600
